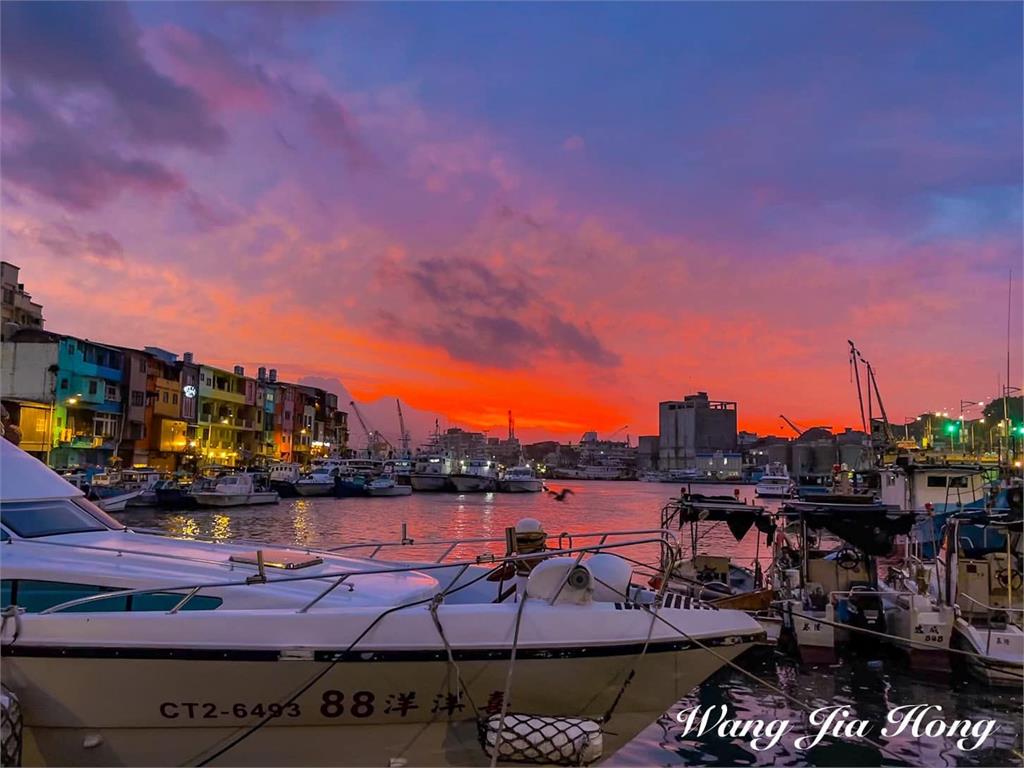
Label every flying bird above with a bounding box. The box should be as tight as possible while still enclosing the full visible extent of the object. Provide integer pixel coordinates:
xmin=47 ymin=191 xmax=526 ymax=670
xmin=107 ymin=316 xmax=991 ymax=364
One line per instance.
xmin=547 ymin=488 xmax=574 ymax=502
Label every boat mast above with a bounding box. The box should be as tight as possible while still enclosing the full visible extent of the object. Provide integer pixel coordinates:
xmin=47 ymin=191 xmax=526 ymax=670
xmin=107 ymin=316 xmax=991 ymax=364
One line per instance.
xmin=848 ymin=340 xmax=867 ymax=433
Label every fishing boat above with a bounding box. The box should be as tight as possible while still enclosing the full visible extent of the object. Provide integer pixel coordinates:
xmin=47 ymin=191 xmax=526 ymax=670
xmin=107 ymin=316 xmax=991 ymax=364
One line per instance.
xmin=365 ymin=475 xmax=413 ymax=497
xmin=152 ymin=478 xmax=199 ymax=510
xmin=450 ymin=458 xmax=498 ymax=493
xmin=658 ymin=493 xmax=780 ymax=642
xmin=410 ymin=453 xmax=454 ymax=492
xmin=268 ymin=463 xmax=301 ymax=497
xmin=86 ymin=485 xmax=142 ymax=513
xmin=192 ymin=472 xmax=279 ymax=507
xmin=945 ymin=493 xmax=1023 ymax=685
xmin=754 ymin=463 xmax=795 ymax=499
xmin=0 ymin=439 xmax=764 ymax=767
xmin=499 ymin=464 xmax=544 ymax=493
xmin=774 ymin=499 xmax=914 ymax=664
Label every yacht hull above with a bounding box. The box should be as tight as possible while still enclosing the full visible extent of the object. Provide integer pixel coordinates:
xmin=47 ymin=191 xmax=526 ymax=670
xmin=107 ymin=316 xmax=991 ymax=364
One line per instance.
xmin=6 ymin=638 xmax=755 ymax=767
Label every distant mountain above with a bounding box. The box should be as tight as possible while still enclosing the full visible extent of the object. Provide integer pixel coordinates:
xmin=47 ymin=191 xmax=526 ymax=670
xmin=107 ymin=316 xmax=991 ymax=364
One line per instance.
xmin=296 ymin=375 xmax=442 ymax=452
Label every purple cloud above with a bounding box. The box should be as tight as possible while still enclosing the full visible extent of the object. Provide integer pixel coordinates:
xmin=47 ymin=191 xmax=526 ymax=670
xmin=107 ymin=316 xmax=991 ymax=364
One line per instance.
xmin=1 ymin=88 xmax=184 ymax=211
xmin=2 ymin=2 xmax=225 ymax=150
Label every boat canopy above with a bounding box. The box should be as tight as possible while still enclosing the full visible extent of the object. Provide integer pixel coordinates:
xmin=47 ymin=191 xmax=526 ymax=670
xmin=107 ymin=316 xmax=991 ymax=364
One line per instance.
xmin=671 ymin=494 xmax=775 ymax=541
xmin=780 ymin=501 xmax=917 ymax=555
xmin=1 ymin=439 xmax=84 ymax=503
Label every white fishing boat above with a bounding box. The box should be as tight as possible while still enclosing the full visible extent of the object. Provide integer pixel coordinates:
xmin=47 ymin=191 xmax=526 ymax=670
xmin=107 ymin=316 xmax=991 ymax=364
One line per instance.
xmin=410 ymin=453 xmax=453 ymax=492
xmin=268 ymin=462 xmax=301 ymax=497
xmin=754 ymin=463 xmax=795 ymax=498
xmin=640 ymin=471 xmax=665 ymax=482
xmin=450 ymin=458 xmax=498 ymax=493
xmin=946 ymin=499 xmax=1023 ymax=685
xmin=0 ymin=440 xmax=764 ymax=767
xmin=192 ymin=473 xmax=279 ymax=507
xmin=366 ymin=475 xmax=413 ymax=497
xmin=499 ymin=464 xmax=544 ymax=493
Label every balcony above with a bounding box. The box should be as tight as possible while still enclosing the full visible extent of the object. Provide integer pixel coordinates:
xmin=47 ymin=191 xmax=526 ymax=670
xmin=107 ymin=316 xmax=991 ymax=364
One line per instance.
xmin=57 ymin=434 xmax=117 ymax=450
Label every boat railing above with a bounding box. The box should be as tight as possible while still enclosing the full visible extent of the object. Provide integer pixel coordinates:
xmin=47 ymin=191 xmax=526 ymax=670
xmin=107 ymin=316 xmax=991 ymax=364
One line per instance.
xmin=34 ymin=531 xmax=680 ymax=616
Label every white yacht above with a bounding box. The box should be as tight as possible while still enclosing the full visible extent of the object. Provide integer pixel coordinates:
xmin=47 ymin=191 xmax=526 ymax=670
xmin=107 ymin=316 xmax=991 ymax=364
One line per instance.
xmin=409 ymin=453 xmax=453 ymax=492
xmin=499 ymin=464 xmax=544 ymax=493
xmin=192 ymin=473 xmax=280 ymax=507
xmin=450 ymin=458 xmax=498 ymax=493
xmin=0 ymin=440 xmax=764 ymax=767
xmin=754 ymin=463 xmax=795 ymax=499
xmin=365 ymin=475 xmax=413 ymax=497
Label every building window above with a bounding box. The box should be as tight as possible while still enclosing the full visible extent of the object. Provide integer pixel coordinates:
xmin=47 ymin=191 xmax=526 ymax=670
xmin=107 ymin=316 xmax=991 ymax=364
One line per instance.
xmin=162 ymin=391 xmax=169 ymax=404
xmin=88 ymin=381 xmax=97 ymax=395
xmin=172 ymin=394 xmax=178 ymax=405
xmin=94 ymin=414 xmax=117 ymax=438
xmin=105 ymin=384 xmax=118 ymax=401
xmin=138 ymin=358 xmax=146 ymax=373
xmin=60 ymin=378 xmax=68 ymax=390
xmin=131 ymin=391 xmax=145 ymax=407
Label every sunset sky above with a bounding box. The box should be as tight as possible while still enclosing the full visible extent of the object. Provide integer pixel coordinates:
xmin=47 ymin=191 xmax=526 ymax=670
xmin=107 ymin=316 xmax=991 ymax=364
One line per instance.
xmin=2 ymin=2 xmax=1021 ymax=444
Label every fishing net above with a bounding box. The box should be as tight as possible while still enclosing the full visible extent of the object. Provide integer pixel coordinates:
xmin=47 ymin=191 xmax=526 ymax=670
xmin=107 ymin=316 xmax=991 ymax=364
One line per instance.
xmin=479 ymin=713 xmax=603 ymax=766
xmin=1 ymin=684 xmax=22 ymax=767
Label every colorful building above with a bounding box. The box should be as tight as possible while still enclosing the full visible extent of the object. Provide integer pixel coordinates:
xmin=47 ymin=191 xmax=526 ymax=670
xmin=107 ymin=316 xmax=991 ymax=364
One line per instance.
xmin=195 ymin=363 xmax=259 ymax=467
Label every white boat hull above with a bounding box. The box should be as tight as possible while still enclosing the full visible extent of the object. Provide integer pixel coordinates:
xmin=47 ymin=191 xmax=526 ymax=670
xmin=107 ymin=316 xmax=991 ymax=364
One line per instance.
xmin=954 ymin=619 xmax=1024 ymax=685
xmin=193 ymin=492 xmax=279 ymax=507
xmin=95 ymin=490 xmax=143 ymax=513
xmin=500 ymin=479 xmax=544 ymax=493
xmin=410 ymin=474 xmax=449 ymax=492
xmin=5 ymin=605 xmax=761 ymax=767
xmin=449 ymin=475 xmax=494 ymax=493
xmin=293 ymin=483 xmax=335 ymax=498
xmin=754 ymin=487 xmax=793 ymax=498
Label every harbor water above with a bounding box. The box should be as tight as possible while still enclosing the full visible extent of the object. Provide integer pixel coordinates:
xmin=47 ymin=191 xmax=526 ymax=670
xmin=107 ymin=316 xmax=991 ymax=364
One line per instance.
xmin=115 ymin=481 xmax=1024 ymax=767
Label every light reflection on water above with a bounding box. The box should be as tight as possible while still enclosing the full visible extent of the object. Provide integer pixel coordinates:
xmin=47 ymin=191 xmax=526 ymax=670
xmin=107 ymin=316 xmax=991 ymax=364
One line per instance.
xmin=114 ymin=481 xmax=1022 ymax=767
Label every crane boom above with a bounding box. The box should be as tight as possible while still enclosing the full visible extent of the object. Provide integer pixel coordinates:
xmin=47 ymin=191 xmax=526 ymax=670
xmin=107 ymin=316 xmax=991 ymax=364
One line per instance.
xmin=396 ymin=399 xmax=410 ymax=455
xmin=779 ymin=414 xmax=804 ymax=436
xmin=349 ymin=400 xmax=394 ymax=455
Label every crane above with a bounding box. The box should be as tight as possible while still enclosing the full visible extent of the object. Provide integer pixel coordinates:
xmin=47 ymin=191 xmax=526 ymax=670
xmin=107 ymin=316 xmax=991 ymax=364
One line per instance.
xmin=607 ymin=425 xmax=629 ymax=442
xmin=349 ymin=400 xmax=394 ymax=458
xmin=395 ymin=399 xmax=410 ymax=456
xmin=779 ymin=414 xmax=804 ymax=437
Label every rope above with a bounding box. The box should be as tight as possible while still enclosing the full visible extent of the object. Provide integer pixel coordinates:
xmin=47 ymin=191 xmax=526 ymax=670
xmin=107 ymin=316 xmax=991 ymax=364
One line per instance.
xmin=0 ymin=606 xmax=23 ymax=644
xmin=489 ymin=593 xmax=528 ymax=768
xmin=429 ymin=592 xmax=480 ymax=717
xmin=613 ymin=588 xmax=911 ymax=765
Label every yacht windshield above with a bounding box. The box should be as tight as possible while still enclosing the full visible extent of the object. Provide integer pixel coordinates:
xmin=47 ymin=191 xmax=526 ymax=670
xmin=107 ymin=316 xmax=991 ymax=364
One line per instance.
xmin=1 ymin=498 xmax=121 ymax=538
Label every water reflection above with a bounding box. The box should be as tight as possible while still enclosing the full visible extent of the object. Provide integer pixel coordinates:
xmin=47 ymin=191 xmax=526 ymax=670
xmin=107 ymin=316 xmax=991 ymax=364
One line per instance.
xmin=210 ymin=514 xmax=231 ymax=542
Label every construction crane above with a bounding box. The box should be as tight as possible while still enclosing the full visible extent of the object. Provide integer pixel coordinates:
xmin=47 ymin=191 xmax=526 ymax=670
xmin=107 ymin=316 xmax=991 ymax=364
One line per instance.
xmin=779 ymin=414 xmax=804 ymax=437
xmin=607 ymin=425 xmax=629 ymax=443
xmin=349 ymin=400 xmax=394 ymax=457
xmin=395 ymin=399 xmax=411 ymax=456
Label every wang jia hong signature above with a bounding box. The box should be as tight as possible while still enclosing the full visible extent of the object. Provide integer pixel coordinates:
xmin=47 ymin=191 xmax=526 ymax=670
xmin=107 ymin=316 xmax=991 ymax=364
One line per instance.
xmin=675 ymin=704 xmax=999 ymax=752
